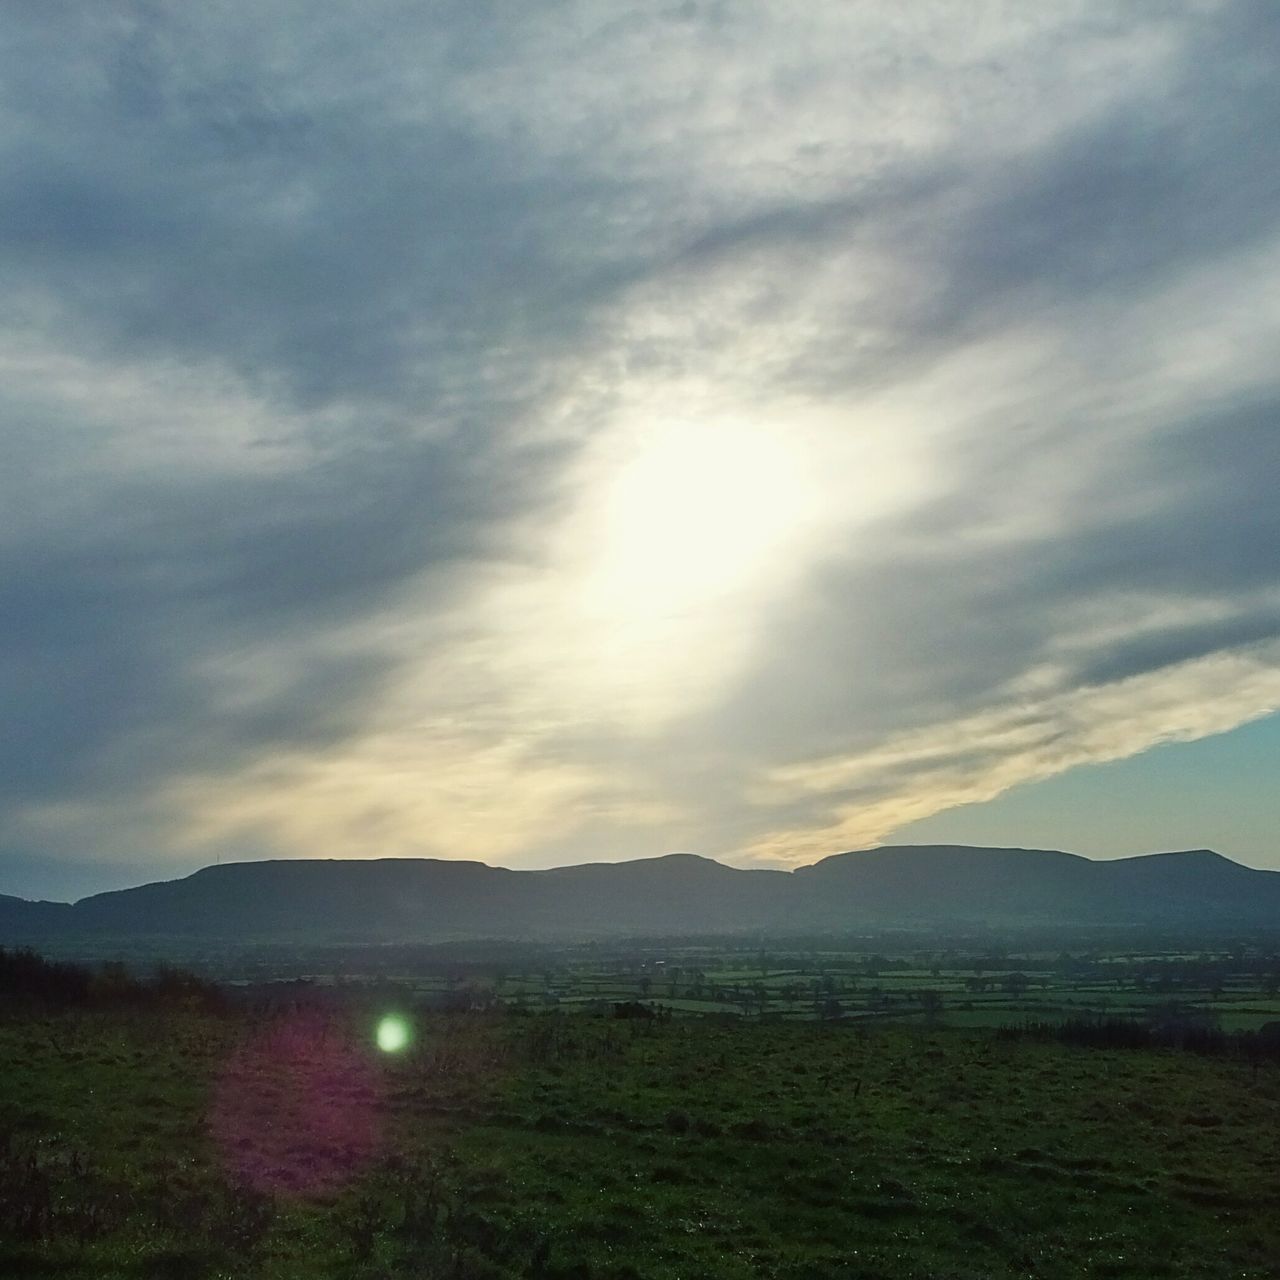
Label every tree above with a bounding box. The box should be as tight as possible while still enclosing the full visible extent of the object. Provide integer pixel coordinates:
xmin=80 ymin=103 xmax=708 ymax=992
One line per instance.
xmin=1003 ymin=972 xmax=1029 ymax=999
xmin=918 ymin=989 xmax=944 ymax=1019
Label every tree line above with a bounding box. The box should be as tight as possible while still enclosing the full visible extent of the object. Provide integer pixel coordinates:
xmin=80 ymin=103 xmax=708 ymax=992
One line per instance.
xmin=0 ymin=947 xmax=224 ymax=1012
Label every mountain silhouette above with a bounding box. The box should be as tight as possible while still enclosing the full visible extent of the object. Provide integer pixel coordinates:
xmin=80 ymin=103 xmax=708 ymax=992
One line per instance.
xmin=2 ymin=846 xmax=1278 ymax=943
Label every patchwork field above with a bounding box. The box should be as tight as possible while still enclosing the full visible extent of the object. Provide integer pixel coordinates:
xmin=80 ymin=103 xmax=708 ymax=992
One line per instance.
xmin=197 ymin=936 xmax=1280 ymax=1034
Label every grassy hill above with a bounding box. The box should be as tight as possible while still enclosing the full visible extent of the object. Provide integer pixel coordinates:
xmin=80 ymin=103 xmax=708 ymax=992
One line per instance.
xmin=3 ymin=846 xmax=1279 ymax=944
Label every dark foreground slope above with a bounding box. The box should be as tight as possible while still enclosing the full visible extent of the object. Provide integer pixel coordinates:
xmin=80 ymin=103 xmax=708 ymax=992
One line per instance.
xmin=3 ymin=844 xmax=1280 ymax=943
xmin=7 ymin=1008 xmax=1279 ymax=1280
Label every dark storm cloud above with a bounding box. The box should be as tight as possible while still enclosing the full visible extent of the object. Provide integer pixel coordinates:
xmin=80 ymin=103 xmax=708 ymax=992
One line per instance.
xmin=0 ymin=8 xmax=638 ymax=408
xmin=1070 ymin=613 xmax=1280 ymax=690
xmin=936 ymin=9 xmax=1280 ymax=313
xmin=0 ymin=420 xmax=565 ymax=803
xmin=0 ymin=4 xmax=620 ymax=841
xmin=786 ymin=2 xmax=1280 ymax=400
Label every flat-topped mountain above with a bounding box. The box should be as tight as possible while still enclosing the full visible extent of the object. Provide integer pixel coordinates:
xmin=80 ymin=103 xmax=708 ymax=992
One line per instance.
xmin=794 ymin=845 xmax=1277 ymax=927
xmin=2 ymin=845 xmax=1278 ymax=943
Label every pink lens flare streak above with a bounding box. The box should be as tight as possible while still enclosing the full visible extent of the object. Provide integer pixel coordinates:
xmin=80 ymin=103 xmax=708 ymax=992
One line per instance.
xmin=210 ymin=1012 xmax=384 ymax=1198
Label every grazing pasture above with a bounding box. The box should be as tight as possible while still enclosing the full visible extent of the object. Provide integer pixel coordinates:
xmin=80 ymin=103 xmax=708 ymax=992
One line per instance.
xmin=2 ymin=954 xmax=1279 ymax=1279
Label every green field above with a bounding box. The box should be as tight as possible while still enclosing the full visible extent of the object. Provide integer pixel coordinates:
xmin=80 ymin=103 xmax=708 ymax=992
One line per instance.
xmin=3 ymin=991 xmax=1280 ymax=1279
xmin=213 ymin=936 xmax=1280 ymax=1034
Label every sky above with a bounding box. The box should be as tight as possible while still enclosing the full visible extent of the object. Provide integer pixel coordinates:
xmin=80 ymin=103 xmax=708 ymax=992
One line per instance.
xmin=3 ymin=2 xmax=1280 ymax=902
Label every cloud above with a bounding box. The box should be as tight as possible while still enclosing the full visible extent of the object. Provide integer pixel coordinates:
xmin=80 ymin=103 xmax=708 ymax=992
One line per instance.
xmin=3 ymin=2 xmax=1280 ymax=889
xmin=742 ymin=646 xmax=1280 ymax=865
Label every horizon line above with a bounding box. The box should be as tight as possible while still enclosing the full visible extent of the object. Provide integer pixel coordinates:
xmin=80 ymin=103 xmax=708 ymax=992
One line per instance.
xmin=6 ymin=842 xmax=1257 ymax=907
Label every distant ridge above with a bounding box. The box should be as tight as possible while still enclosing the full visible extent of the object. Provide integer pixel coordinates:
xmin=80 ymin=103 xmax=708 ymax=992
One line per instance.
xmin=2 ymin=846 xmax=1278 ymax=943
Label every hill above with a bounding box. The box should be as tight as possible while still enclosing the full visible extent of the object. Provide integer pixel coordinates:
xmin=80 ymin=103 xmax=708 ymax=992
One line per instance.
xmin=2 ymin=845 xmax=1279 ymax=944
xmin=794 ymin=844 xmax=1280 ymax=927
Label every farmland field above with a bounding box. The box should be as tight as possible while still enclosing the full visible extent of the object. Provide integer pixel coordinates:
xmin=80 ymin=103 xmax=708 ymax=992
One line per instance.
xmin=245 ymin=936 xmax=1280 ymax=1037
xmin=36 ymin=932 xmax=1280 ymax=1030
xmin=4 ymin=941 xmax=1280 ymax=1279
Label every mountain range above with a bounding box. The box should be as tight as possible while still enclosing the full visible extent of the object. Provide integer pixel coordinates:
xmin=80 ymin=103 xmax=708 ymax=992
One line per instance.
xmin=2 ymin=845 xmax=1279 ymax=943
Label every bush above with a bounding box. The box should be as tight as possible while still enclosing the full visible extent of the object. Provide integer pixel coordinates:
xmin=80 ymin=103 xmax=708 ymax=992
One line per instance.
xmin=0 ymin=948 xmax=91 ymax=1006
xmin=998 ymin=1015 xmax=1280 ymax=1060
xmin=0 ymin=948 xmax=224 ymax=1013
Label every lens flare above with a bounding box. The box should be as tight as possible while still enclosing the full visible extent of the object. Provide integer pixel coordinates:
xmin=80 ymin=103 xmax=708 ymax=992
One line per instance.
xmin=376 ymin=1014 xmax=411 ymax=1053
xmin=210 ymin=1012 xmax=382 ymax=1197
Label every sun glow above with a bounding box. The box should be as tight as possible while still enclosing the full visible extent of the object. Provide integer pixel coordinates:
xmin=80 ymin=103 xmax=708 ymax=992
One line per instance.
xmin=456 ymin=394 xmax=928 ymax=736
xmin=579 ymin=416 xmax=813 ymax=625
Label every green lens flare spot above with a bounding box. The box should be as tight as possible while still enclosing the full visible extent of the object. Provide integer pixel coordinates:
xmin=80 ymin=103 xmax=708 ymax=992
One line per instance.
xmin=376 ymin=1014 xmax=411 ymax=1053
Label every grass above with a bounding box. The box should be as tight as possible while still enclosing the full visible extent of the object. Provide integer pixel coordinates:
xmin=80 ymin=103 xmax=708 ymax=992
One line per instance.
xmin=3 ymin=1002 xmax=1280 ymax=1279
